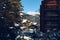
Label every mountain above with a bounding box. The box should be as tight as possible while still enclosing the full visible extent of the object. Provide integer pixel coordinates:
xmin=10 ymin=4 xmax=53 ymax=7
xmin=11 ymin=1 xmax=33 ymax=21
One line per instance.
xmin=21 ymin=12 xmax=40 ymax=23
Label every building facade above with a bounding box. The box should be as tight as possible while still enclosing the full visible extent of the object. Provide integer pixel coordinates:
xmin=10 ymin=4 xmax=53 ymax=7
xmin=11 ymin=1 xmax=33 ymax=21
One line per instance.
xmin=40 ymin=0 xmax=60 ymax=32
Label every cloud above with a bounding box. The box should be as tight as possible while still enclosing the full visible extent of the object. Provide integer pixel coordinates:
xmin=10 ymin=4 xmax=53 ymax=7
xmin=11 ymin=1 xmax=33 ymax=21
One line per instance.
xmin=26 ymin=11 xmax=40 ymax=16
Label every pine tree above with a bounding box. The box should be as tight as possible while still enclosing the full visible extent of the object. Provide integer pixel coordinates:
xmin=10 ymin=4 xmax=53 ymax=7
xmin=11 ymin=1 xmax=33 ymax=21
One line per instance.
xmin=0 ymin=0 xmax=23 ymax=40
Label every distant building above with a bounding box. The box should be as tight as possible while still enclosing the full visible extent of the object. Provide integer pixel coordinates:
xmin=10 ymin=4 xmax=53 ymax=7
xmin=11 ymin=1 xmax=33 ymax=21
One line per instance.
xmin=40 ymin=0 xmax=60 ymax=32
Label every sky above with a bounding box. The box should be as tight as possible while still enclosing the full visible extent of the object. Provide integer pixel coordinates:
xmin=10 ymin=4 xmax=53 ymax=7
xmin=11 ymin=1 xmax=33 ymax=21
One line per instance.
xmin=21 ymin=0 xmax=42 ymax=13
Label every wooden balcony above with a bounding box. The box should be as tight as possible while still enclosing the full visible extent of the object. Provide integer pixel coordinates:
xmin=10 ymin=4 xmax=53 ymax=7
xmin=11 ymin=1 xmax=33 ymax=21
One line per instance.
xmin=48 ymin=1 xmax=57 ymax=4
xmin=47 ymin=4 xmax=57 ymax=6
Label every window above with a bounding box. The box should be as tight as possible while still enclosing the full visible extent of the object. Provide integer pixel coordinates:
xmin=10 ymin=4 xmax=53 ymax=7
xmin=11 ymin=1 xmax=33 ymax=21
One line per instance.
xmin=46 ymin=4 xmax=57 ymax=10
xmin=45 ymin=17 xmax=59 ymax=20
xmin=46 ymin=12 xmax=58 ymax=16
xmin=58 ymin=1 xmax=60 ymax=9
xmin=45 ymin=12 xmax=59 ymax=20
xmin=46 ymin=22 xmax=58 ymax=26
